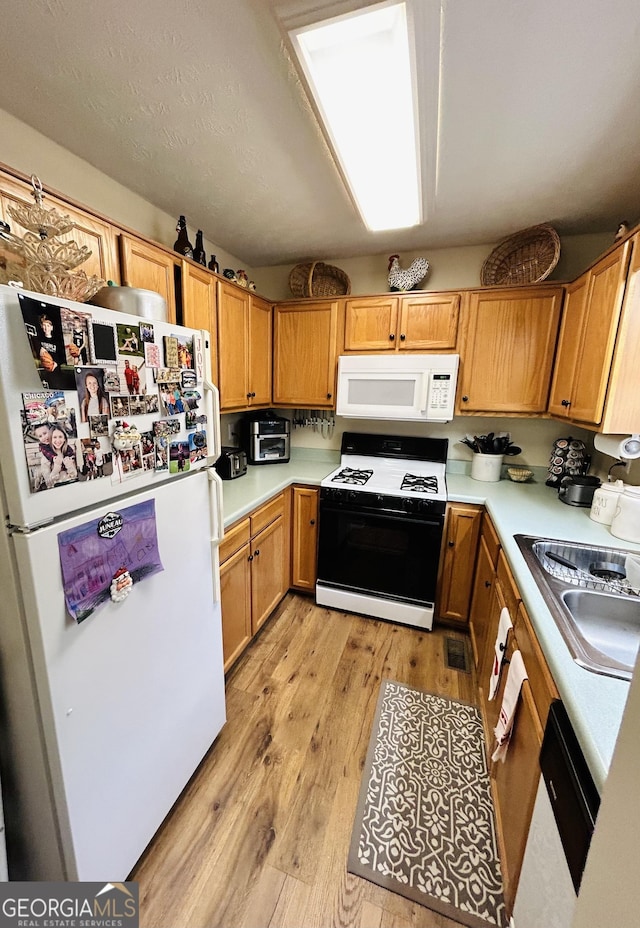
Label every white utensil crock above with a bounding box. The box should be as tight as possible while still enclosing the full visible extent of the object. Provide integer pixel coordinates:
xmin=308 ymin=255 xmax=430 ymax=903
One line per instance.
xmin=610 ymin=486 xmax=640 ymax=543
xmin=589 ymin=480 xmax=625 ymax=526
xmin=471 ymin=453 xmax=504 ymax=482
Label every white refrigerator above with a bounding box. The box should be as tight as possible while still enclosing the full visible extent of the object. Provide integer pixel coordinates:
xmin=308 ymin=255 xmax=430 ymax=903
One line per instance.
xmin=0 ymin=284 xmax=226 ymax=881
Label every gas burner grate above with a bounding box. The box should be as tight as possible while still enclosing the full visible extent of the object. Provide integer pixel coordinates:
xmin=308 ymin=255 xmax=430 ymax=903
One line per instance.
xmin=401 ymin=473 xmax=439 ymax=494
xmin=331 ymin=467 xmax=374 ymax=486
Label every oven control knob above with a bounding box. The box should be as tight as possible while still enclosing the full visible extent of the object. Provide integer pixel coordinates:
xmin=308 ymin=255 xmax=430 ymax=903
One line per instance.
xmin=376 ymin=494 xmax=385 ymax=504
xmin=348 ymin=490 xmax=358 ymax=501
xmin=403 ymin=497 xmax=416 ymax=512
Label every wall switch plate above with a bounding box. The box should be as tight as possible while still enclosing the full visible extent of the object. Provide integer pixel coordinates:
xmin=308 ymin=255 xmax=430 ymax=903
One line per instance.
xmin=227 ymin=423 xmax=235 ymax=442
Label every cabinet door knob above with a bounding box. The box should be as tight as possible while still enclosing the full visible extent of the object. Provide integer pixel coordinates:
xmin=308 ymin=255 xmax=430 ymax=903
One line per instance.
xmin=448 ymin=540 xmax=455 ymax=547
xmin=246 ymin=392 xmax=251 ymax=399
xmin=462 ymin=395 xmax=469 ymax=402
xmin=254 ymin=549 xmax=260 ymax=557
xmin=485 ymin=580 xmax=492 ymax=588
xmin=327 ymin=392 xmax=332 ymax=399
xmin=389 ymin=333 xmax=395 ymax=341
xmin=561 ymin=398 xmax=571 ymax=407
xmin=251 ymin=392 xmax=256 ymax=398
xmin=248 ymin=554 xmax=253 ymax=561
xmin=310 ymin=519 xmax=315 ymax=525
xmin=400 ymin=333 xmax=406 ymax=341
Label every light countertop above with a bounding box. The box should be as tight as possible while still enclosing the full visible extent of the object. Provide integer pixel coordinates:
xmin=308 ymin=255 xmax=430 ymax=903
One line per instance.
xmin=221 ymin=450 xmax=639 ymax=791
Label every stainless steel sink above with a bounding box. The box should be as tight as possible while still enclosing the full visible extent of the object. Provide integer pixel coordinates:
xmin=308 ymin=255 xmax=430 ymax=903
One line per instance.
xmin=515 ymin=535 xmax=640 ymax=681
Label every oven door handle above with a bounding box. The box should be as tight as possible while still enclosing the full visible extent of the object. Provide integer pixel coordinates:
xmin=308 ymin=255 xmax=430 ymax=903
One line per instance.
xmin=319 ymin=503 xmax=443 ymax=528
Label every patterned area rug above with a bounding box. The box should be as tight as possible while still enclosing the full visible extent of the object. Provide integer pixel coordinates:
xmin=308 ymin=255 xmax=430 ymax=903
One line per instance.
xmin=348 ymin=680 xmax=507 ymax=928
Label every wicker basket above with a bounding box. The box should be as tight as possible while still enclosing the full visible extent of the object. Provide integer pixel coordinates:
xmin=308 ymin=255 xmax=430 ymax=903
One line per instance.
xmin=481 ymin=224 xmax=560 ymax=287
xmin=289 ymin=260 xmax=351 ymax=298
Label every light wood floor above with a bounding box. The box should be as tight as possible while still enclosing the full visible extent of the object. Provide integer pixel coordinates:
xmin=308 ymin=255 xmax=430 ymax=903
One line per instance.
xmin=132 ymin=594 xmax=478 ymax=928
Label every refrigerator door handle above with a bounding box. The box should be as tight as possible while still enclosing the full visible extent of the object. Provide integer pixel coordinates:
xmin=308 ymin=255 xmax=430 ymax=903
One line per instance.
xmin=207 ymin=468 xmax=225 ymax=546
xmin=207 ymin=469 xmax=224 ymax=604
xmin=203 ymin=378 xmax=222 ymax=462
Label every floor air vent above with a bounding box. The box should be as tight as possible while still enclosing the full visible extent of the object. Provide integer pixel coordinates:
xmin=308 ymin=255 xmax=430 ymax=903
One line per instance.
xmin=445 ymin=637 xmax=471 ymax=673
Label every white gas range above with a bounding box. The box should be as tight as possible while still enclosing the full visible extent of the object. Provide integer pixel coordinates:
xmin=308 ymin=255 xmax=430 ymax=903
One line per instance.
xmin=316 ymin=432 xmax=449 ymax=630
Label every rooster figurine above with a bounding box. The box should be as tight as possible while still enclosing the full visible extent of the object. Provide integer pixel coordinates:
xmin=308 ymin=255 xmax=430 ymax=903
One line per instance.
xmin=387 ymin=254 xmax=430 ymax=292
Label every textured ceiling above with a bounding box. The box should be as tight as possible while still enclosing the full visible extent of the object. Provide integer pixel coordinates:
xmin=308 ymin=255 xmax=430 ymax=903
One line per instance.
xmin=1 ymin=0 xmax=640 ymax=266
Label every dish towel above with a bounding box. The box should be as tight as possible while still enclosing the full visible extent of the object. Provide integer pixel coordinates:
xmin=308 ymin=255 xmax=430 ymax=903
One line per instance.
xmin=488 ymin=606 xmax=513 ymax=700
xmin=492 ymin=650 xmax=528 ymax=763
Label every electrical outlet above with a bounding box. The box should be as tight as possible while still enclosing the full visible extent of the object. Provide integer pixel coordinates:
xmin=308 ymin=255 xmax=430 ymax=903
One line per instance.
xmin=227 ymin=423 xmax=235 ymax=443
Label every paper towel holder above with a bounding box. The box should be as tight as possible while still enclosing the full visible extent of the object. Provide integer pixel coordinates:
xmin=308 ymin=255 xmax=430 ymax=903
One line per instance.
xmin=594 ymin=433 xmax=640 ymax=460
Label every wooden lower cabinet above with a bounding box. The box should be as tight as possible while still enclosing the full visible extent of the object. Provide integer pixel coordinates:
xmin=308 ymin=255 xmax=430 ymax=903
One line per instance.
xmin=436 ymin=503 xmax=482 ymax=625
xmin=290 ymin=486 xmax=319 ymax=591
xmin=468 ymin=513 xmax=501 ymax=668
xmin=491 ymin=651 xmax=543 ymax=913
xmin=474 ymin=543 xmax=559 ymax=916
xmin=219 ymin=492 xmax=289 ymax=671
xmin=219 ymin=541 xmax=252 ymax=672
xmin=251 ymin=514 xmax=287 ymax=634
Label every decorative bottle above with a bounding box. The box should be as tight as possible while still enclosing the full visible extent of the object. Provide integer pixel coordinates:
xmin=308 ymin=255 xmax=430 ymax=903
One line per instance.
xmin=208 ymin=254 xmax=220 ymax=274
xmin=193 ymin=230 xmax=206 ymax=266
xmin=174 ymin=216 xmax=193 ymax=258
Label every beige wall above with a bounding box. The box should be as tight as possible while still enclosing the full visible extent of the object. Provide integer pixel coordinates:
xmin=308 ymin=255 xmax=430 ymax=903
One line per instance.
xmin=253 ymin=234 xmax=613 ymax=301
xmin=0 ymin=107 xmax=247 ymax=275
xmin=222 ymin=410 xmax=591 ymax=469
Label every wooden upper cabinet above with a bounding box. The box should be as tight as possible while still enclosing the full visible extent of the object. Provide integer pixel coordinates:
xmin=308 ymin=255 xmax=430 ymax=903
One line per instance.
xmin=344 ymin=296 xmax=399 ymax=350
xmin=119 ymin=234 xmax=178 ymax=322
xmin=0 ymin=173 xmax=119 ymax=284
xmin=217 ymin=281 xmax=272 ymax=411
xmin=458 ymin=286 xmax=563 ymax=414
xmin=181 ymin=261 xmax=219 ymax=385
xmin=248 ymin=294 xmax=273 ymax=407
xmin=549 ymin=237 xmax=635 ymax=428
xmin=398 ymin=293 xmax=460 ymax=350
xmin=217 ymin=281 xmax=250 ymax=410
xmin=343 ymin=292 xmax=460 ymax=352
xmin=601 ymin=234 xmax=640 ymax=433
xmin=547 ymin=276 xmax=590 ymax=419
xmin=273 ymin=301 xmax=338 ymax=407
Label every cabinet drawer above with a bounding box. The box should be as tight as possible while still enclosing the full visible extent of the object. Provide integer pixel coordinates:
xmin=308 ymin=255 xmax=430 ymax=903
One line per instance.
xmin=497 ymin=551 xmax=521 ymax=619
xmin=220 ymin=518 xmax=251 ymax=564
xmin=251 ymin=493 xmax=285 ymax=536
xmin=514 ymin=603 xmax=559 ymax=730
xmin=482 ymin=513 xmax=501 ymax=567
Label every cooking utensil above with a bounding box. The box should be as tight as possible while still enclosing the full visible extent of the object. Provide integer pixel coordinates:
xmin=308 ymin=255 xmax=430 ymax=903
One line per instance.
xmin=589 ymin=562 xmax=626 ymax=581
xmin=545 ymin=551 xmax=580 ymax=571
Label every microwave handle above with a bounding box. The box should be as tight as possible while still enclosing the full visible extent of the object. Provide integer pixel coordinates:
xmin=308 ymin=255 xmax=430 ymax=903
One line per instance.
xmin=419 ymin=372 xmax=431 ymax=414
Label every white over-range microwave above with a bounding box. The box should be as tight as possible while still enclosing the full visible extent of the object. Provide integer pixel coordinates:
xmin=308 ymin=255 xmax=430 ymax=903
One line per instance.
xmin=336 ymin=354 xmax=459 ymax=422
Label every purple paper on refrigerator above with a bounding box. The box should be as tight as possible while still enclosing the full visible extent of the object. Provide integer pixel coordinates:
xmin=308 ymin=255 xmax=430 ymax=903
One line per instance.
xmin=58 ymin=499 xmax=164 ymax=622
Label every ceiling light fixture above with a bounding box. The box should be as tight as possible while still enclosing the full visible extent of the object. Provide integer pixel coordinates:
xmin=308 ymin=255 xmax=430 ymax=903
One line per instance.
xmin=289 ymin=1 xmax=422 ymax=232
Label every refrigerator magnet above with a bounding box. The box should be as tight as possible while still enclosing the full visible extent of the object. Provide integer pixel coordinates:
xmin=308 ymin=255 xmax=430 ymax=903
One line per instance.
xmin=163 ymin=336 xmax=179 ymax=369
xmin=88 ymin=320 xmax=118 ymax=366
xmin=117 ymin=323 xmax=143 ymax=357
xmin=19 ymin=294 xmax=75 ymax=390
xmin=110 ymin=567 xmax=133 ymax=602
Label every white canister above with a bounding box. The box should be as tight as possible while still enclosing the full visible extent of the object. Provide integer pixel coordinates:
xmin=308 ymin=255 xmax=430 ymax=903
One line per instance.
xmin=610 ymin=486 xmax=640 ymax=543
xmin=471 ymin=453 xmax=504 ymax=482
xmin=589 ymin=479 xmax=626 ymax=526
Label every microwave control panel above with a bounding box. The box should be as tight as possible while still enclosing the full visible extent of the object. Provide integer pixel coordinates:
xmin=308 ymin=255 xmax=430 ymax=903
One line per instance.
xmin=425 ymin=371 xmax=456 ymax=418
